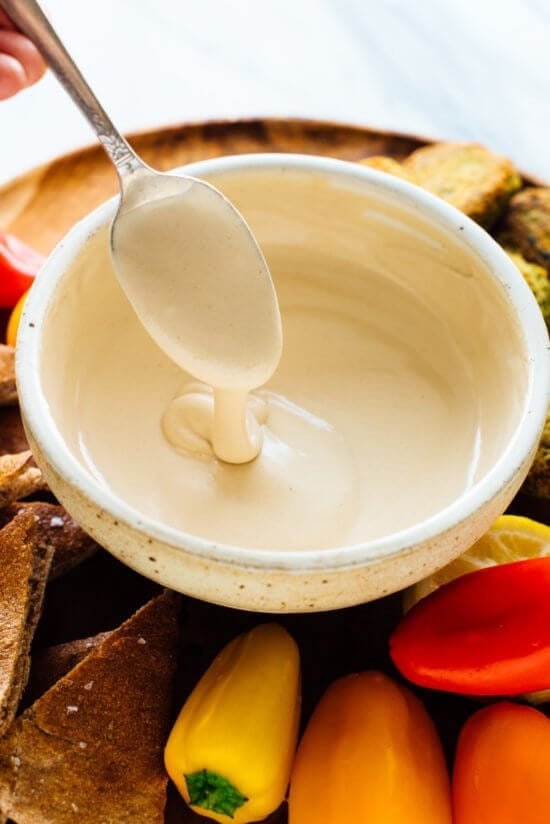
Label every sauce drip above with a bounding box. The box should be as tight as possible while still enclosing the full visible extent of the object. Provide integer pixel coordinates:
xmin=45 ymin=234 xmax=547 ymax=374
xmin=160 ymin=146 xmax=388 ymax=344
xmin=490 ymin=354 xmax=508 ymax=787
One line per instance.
xmin=112 ymin=186 xmax=282 ymax=463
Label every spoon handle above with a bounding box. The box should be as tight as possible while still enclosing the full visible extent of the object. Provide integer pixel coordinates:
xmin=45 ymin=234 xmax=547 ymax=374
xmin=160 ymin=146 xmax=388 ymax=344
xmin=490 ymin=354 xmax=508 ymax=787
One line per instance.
xmin=1 ymin=0 xmax=144 ymax=179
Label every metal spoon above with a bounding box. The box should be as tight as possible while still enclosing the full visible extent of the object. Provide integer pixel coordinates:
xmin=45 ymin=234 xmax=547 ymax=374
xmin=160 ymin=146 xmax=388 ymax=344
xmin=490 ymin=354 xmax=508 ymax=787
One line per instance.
xmin=1 ymin=0 xmax=282 ymax=392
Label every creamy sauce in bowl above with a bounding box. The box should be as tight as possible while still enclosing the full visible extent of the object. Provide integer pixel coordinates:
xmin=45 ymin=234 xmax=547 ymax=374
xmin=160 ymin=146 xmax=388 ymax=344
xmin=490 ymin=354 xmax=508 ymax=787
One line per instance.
xmin=40 ymin=166 xmax=527 ymax=554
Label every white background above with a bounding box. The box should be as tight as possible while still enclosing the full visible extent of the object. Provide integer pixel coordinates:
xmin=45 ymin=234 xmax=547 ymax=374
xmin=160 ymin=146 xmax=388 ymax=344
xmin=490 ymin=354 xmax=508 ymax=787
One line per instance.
xmin=0 ymin=0 xmax=549 ymax=184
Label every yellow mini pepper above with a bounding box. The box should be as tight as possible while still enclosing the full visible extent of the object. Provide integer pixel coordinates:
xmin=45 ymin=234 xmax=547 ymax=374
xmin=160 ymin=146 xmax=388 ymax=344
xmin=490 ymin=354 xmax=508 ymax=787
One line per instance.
xmin=164 ymin=623 xmax=301 ymax=822
xmin=6 ymin=288 xmax=29 ymax=347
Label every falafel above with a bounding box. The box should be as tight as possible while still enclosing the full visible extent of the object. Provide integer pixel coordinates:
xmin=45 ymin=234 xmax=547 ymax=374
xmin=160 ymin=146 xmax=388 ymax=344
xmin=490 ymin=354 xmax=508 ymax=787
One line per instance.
xmin=498 ymin=188 xmax=550 ymax=274
xmin=359 ymin=156 xmax=416 ymax=182
xmin=522 ymin=411 xmax=550 ymax=501
xmin=403 ymin=142 xmax=521 ymax=228
xmin=505 ymin=249 xmax=550 ymax=328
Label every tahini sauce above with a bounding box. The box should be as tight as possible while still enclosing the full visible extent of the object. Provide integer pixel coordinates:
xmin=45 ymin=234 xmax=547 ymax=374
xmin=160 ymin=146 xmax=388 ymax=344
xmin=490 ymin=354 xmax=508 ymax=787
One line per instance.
xmin=43 ymin=171 xmax=524 ymax=552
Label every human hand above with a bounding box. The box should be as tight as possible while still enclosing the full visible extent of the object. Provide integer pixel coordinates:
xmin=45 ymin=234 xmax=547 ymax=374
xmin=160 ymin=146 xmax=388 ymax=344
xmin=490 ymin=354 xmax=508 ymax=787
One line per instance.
xmin=0 ymin=9 xmax=45 ymax=99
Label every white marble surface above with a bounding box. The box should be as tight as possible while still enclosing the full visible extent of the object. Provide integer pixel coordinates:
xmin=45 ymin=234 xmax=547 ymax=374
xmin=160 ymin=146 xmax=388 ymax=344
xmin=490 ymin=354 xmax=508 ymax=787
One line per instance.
xmin=0 ymin=0 xmax=549 ymax=184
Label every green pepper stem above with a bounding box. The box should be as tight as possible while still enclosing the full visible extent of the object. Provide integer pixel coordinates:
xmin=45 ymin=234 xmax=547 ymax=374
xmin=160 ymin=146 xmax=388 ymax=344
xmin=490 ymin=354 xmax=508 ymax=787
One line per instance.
xmin=185 ymin=769 xmax=248 ymax=818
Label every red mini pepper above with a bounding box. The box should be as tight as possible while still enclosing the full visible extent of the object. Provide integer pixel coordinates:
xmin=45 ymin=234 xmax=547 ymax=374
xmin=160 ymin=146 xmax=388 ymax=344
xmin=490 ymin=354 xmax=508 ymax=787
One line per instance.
xmin=0 ymin=232 xmax=44 ymax=308
xmin=390 ymin=557 xmax=550 ymax=695
xmin=452 ymin=702 xmax=550 ymax=824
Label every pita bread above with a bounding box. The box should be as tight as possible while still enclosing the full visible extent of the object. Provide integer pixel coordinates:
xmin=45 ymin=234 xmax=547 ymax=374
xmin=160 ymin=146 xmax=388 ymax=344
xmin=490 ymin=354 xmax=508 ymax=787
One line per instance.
xmin=0 ymin=591 xmax=181 ymax=824
xmin=0 ymin=511 xmax=54 ymax=737
xmin=0 ymin=452 xmax=46 ymax=509
xmin=0 ymin=503 xmax=99 ymax=580
xmin=0 ymin=346 xmax=17 ymax=407
xmin=24 ymin=633 xmax=111 ymax=706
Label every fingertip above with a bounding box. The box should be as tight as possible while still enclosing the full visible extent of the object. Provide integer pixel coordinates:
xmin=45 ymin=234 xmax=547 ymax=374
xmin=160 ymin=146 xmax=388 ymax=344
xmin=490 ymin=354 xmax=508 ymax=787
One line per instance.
xmin=24 ymin=43 xmax=46 ymax=85
xmin=0 ymin=30 xmax=46 ymax=88
xmin=0 ymin=53 xmax=26 ymax=100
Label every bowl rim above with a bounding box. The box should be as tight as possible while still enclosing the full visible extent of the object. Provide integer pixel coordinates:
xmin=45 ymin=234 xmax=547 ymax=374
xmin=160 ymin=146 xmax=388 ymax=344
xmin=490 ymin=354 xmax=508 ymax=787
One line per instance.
xmin=17 ymin=152 xmax=550 ymax=572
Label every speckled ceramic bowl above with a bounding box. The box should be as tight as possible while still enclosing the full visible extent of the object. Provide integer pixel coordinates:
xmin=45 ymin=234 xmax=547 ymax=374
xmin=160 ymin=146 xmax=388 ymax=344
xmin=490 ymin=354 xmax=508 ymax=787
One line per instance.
xmin=16 ymin=154 xmax=550 ymax=612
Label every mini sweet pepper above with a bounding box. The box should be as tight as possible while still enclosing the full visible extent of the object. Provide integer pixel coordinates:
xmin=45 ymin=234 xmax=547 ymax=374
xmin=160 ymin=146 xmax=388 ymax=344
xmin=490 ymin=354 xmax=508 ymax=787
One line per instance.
xmin=6 ymin=288 xmax=29 ymax=347
xmin=0 ymin=232 xmax=44 ymax=309
xmin=288 ymin=671 xmax=452 ymax=824
xmin=164 ymin=623 xmax=301 ymax=823
xmin=453 ymin=702 xmax=550 ymax=824
xmin=390 ymin=557 xmax=550 ymax=695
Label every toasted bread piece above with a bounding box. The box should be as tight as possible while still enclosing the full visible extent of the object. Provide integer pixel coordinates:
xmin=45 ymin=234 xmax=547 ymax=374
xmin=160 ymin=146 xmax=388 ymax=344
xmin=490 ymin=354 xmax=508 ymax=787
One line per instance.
xmin=403 ymin=142 xmax=521 ymax=228
xmin=358 ymin=155 xmax=416 ymax=182
xmin=505 ymin=249 xmax=550 ymax=328
xmin=24 ymin=633 xmax=110 ymax=706
xmin=0 ymin=503 xmax=99 ymax=580
xmin=0 ymin=452 xmax=46 ymax=509
xmin=0 ymin=511 xmax=54 ymax=736
xmin=498 ymin=187 xmax=550 ymax=273
xmin=0 ymin=591 xmax=181 ymax=824
xmin=521 ymin=411 xmax=550 ymax=501
xmin=0 ymin=346 xmax=17 ymax=407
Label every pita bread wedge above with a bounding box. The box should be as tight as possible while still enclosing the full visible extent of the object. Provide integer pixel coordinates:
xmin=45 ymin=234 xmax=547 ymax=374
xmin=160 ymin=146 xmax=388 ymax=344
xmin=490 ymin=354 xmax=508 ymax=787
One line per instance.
xmin=0 ymin=511 xmax=54 ymax=737
xmin=0 ymin=591 xmax=181 ymax=824
xmin=0 ymin=346 xmax=17 ymax=407
xmin=0 ymin=452 xmax=46 ymax=509
xmin=25 ymin=632 xmax=111 ymax=706
xmin=0 ymin=503 xmax=99 ymax=580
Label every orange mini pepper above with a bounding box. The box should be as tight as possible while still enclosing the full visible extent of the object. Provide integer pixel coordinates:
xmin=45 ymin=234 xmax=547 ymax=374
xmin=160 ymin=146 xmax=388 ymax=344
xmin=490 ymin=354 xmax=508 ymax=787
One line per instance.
xmin=288 ymin=671 xmax=452 ymax=824
xmin=453 ymin=702 xmax=550 ymax=824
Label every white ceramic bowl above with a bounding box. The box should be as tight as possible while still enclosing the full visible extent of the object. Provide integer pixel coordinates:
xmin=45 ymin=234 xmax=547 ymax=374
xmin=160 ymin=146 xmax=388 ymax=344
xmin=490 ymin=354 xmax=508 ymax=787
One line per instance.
xmin=17 ymin=154 xmax=550 ymax=612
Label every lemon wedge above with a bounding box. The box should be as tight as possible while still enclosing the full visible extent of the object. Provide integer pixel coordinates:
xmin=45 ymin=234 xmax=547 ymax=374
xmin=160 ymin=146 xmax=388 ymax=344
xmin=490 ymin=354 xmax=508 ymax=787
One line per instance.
xmin=403 ymin=515 xmax=550 ymax=704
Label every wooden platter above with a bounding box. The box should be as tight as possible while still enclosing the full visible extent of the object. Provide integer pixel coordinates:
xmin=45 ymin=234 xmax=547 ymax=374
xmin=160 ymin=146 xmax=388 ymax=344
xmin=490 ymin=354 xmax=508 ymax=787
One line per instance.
xmin=0 ymin=118 xmax=547 ymax=823
xmin=0 ymin=118 xmax=426 ymax=251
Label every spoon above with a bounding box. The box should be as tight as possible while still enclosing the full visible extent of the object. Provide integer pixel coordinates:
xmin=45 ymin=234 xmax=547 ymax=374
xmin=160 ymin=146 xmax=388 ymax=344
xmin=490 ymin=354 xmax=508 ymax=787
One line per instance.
xmin=1 ymin=0 xmax=282 ymax=403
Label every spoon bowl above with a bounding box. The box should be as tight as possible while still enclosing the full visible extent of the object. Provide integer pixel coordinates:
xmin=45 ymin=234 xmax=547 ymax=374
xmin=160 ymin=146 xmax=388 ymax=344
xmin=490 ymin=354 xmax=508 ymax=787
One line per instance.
xmin=2 ymin=0 xmax=282 ymax=394
xmin=111 ymin=168 xmax=281 ymax=389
